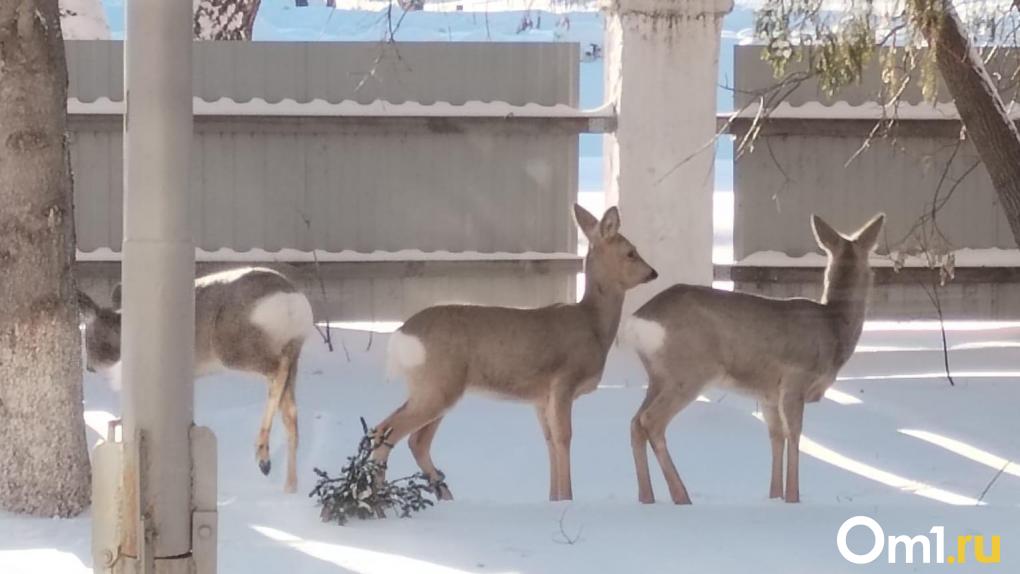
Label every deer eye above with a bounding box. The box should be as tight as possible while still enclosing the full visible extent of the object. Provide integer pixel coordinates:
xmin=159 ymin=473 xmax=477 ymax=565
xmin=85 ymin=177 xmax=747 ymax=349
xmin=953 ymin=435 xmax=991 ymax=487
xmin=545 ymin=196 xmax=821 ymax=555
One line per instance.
xmin=627 ymin=250 xmax=637 ymax=259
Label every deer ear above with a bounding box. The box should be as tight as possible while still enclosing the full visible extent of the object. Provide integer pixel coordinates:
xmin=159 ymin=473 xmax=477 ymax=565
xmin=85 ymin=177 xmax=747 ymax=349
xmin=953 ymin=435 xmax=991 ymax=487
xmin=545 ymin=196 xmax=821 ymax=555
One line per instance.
xmin=77 ymin=290 xmax=99 ymax=321
xmin=599 ymin=206 xmax=621 ymax=239
xmin=574 ymin=203 xmax=600 ymax=242
xmin=811 ymin=214 xmax=843 ymax=252
xmin=853 ymin=213 xmax=886 ymax=252
xmin=111 ymin=283 xmax=122 ymax=311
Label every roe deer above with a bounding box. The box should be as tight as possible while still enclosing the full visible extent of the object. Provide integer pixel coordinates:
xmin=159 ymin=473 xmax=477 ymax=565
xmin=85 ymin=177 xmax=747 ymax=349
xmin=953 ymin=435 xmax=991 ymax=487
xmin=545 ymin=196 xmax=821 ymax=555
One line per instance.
xmin=374 ymin=204 xmax=657 ymax=501
xmin=77 ymin=266 xmax=314 ymax=493
xmin=620 ymin=213 xmax=884 ymax=504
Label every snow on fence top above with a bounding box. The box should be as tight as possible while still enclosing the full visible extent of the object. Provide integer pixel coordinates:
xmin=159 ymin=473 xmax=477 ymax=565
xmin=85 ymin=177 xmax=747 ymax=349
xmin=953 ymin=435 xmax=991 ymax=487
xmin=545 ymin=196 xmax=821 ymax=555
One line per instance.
xmin=68 ymin=97 xmax=615 ymax=121
xmin=721 ymin=101 xmax=1012 ymax=122
xmin=76 ymin=248 xmax=582 ymax=263
xmin=733 ymin=248 xmax=1020 ymax=268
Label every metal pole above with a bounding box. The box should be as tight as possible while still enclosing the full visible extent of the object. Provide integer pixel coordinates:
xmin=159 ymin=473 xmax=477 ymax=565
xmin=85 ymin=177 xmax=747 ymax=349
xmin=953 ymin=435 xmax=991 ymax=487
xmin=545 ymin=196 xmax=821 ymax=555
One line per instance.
xmin=122 ymin=0 xmax=195 ymax=567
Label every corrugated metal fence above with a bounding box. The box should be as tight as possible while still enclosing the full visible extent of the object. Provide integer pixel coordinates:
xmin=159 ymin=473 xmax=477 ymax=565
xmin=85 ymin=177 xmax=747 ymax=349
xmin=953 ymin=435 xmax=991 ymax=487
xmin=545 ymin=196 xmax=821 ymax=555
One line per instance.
xmin=725 ymin=45 xmax=1020 ymax=319
xmin=70 ymin=41 xmax=584 ymax=321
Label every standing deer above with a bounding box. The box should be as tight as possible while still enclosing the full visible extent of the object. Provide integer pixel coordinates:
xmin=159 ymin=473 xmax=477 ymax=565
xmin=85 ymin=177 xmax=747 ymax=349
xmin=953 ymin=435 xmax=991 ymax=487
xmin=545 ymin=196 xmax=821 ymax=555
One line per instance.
xmin=375 ymin=204 xmax=657 ymax=501
xmin=621 ymin=213 xmax=884 ymax=504
xmin=78 ymin=266 xmax=314 ymax=493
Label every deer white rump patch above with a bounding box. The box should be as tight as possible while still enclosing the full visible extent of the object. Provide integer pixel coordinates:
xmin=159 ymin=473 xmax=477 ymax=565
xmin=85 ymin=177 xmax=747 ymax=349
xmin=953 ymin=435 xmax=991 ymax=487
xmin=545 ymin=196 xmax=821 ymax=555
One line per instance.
xmin=249 ymin=292 xmax=314 ymax=349
xmin=619 ymin=316 xmax=667 ymax=356
xmin=386 ymin=330 xmax=426 ymax=380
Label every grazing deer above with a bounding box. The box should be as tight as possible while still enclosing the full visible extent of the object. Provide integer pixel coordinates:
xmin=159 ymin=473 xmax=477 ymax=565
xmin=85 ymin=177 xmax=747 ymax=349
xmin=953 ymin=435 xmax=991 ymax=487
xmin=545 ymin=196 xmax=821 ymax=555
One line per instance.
xmin=621 ymin=213 xmax=884 ymax=504
xmin=375 ymin=204 xmax=657 ymax=501
xmin=77 ymin=267 xmax=314 ymax=493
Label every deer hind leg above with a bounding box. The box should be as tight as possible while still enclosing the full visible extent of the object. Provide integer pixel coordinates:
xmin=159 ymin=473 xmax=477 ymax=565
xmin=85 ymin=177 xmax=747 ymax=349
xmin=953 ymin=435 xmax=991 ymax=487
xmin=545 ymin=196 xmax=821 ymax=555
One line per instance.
xmin=631 ymin=385 xmax=661 ymax=504
xmin=635 ymin=379 xmax=703 ymax=505
xmin=408 ymin=415 xmax=453 ymax=500
xmin=762 ymin=403 xmax=785 ymax=499
xmin=279 ymin=343 xmax=301 ymax=493
xmin=779 ymin=391 xmax=805 ymax=503
xmin=371 ymin=390 xmax=459 ymax=485
xmin=255 ymin=354 xmax=291 ymax=477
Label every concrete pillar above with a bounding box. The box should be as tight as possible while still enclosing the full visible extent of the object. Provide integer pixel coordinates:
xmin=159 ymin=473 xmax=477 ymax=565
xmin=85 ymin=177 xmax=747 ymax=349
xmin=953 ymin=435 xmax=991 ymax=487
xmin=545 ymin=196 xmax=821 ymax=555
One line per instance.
xmin=121 ymin=0 xmax=195 ymax=568
xmin=603 ymin=0 xmax=733 ymax=307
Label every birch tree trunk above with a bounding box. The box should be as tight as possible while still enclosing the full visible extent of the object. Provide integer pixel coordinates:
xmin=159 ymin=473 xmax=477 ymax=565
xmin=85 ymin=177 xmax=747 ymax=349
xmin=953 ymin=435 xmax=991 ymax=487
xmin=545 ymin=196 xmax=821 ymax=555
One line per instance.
xmin=59 ymin=0 xmax=110 ymax=39
xmin=0 ymin=0 xmax=91 ymax=517
xmin=194 ymin=0 xmax=262 ymax=40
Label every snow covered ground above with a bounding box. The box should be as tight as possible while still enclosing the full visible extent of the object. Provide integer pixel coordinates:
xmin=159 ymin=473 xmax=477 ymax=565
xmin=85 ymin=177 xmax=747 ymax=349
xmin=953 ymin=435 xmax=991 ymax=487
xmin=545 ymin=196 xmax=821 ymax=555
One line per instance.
xmin=2 ymin=322 xmax=1018 ymax=573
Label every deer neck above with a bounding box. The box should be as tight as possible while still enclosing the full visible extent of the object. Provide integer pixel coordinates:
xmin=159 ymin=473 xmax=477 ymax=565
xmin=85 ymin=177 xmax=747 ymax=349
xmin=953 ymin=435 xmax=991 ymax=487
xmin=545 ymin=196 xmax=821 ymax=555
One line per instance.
xmin=821 ymin=262 xmax=872 ymax=363
xmin=579 ymin=274 xmax=625 ymax=350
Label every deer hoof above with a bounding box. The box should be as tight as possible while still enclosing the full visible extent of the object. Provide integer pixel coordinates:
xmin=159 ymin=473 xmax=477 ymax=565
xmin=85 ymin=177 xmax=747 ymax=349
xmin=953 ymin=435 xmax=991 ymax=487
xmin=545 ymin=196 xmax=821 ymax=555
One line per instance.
xmin=436 ymin=484 xmax=454 ymax=501
xmin=259 ymin=459 xmax=272 ymax=476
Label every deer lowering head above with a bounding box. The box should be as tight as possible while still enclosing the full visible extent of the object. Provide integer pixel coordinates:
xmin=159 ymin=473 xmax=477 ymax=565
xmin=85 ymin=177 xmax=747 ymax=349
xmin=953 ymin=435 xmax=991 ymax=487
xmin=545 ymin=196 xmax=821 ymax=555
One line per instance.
xmin=77 ymin=290 xmax=122 ymax=374
xmin=78 ymin=267 xmax=314 ymax=493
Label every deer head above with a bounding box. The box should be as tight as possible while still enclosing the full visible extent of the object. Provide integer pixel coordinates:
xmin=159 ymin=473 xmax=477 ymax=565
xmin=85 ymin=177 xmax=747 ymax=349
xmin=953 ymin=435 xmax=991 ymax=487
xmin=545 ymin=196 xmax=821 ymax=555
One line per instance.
xmin=574 ymin=204 xmax=658 ymax=292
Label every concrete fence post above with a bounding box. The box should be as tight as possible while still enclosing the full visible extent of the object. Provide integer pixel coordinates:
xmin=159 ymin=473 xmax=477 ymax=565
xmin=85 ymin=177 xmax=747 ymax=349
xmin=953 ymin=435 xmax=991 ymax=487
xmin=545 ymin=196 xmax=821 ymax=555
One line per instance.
xmin=603 ymin=0 xmax=733 ymax=307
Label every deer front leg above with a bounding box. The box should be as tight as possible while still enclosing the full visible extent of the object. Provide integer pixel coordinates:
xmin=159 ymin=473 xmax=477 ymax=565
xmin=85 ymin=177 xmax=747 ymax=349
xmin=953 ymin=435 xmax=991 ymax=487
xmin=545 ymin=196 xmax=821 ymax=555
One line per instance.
xmin=535 ymin=403 xmax=558 ymax=501
xmin=780 ymin=392 xmax=805 ymax=503
xmin=547 ymin=390 xmax=574 ymax=501
xmin=762 ymin=404 xmax=785 ymax=500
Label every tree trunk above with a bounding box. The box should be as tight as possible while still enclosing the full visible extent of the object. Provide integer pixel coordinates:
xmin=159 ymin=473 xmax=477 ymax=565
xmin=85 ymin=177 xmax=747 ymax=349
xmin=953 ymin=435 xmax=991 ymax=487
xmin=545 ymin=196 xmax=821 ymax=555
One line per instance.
xmin=918 ymin=0 xmax=1020 ymax=246
xmin=194 ymin=0 xmax=262 ymax=40
xmin=0 ymin=0 xmax=91 ymax=517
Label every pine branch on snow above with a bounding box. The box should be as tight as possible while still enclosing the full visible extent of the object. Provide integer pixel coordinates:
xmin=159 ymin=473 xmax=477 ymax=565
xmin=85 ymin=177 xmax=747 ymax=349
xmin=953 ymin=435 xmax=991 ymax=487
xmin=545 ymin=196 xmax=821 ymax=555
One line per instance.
xmin=310 ymin=418 xmax=435 ymax=525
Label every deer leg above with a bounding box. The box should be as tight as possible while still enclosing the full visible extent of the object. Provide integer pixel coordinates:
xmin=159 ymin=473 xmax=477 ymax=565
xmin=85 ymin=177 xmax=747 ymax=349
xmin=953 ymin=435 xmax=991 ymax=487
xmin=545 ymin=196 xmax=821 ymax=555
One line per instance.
xmin=762 ymin=403 xmax=785 ymax=499
xmin=408 ymin=416 xmax=453 ymax=500
xmin=255 ymin=356 xmax=290 ymax=477
xmin=547 ymin=390 xmax=574 ymax=501
xmin=780 ymin=392 xmax=805 ymax=503
xmin=638 ymin=383 xmax=701 ymax=505
xmin=631 ymin=386 xmax=661 ymax=504
xmin=280 ymin=367 xmax=299 ymax=494
xmin=371 ymin=397 xmax=452 ymax=483
xmin=535 ymin=403 xmax=558 ymax=501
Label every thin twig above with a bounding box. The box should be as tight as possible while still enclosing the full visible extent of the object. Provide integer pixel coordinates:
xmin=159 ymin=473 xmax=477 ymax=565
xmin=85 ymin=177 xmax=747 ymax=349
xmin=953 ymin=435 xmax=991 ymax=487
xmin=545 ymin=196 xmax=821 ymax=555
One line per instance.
xmin=552 ymin=506 xmax=583 ymax=545
xmin=976 ymin=461 xmax=1010 ymax=504
xmin=655 ymin=71 xmax=814 ymax=186
xmin=296 ymin=209 xmax=334 ymax=353
xmin=917 ymin=280 xmax=955 ymax=386
xmin=340 ymin=332 xmax=351 ymax=363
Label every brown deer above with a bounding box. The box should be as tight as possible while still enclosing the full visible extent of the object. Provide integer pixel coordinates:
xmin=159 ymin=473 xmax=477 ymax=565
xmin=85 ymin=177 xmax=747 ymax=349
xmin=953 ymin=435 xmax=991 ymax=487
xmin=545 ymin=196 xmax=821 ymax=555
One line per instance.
xmin=78 ymin=266 xmax=314 ymax=493
xmin=375 ymin=204 xmax=657 ymax=501
xmin=621 ymin=213 xmax=884 ymax=504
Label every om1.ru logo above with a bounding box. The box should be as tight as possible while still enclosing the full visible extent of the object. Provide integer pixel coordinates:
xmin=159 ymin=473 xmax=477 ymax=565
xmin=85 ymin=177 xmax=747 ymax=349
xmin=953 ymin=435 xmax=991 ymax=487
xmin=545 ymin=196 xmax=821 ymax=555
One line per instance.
xmin=837 ymin=516 xmax=1001 ymax=565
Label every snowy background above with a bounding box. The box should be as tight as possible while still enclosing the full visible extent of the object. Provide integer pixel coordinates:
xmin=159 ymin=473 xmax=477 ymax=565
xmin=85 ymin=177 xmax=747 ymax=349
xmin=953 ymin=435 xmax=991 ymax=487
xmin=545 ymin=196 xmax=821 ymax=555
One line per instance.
xmin=4 ymin=2 xmax=1017 ymax=573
